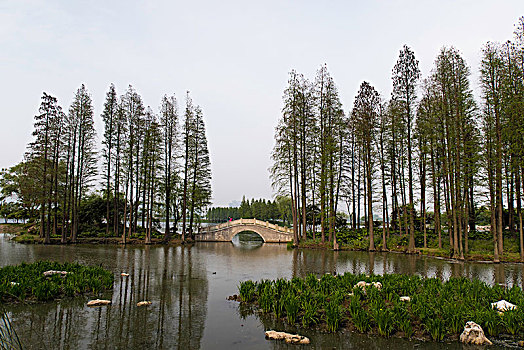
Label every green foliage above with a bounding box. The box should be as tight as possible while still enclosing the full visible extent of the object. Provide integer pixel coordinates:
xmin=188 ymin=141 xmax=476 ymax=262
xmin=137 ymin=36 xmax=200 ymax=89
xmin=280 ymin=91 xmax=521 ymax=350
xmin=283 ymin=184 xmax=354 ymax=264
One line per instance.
xmin=351 ymin=307 xmax=371 ymax=333
xmin=425 ymin=317 xmax=446 ymax=341
xmin=301 ymin=299 xmax=319 ymax=327
xmin=0 ymin=261 xmax=113 ymax=303
xmin=374 ymin=307 xmax=394 ymax=337
xmin=325 ymin=300 xmax=342 ymax=332
xmin=284 ymin=293 xmax=300 ymax=324
xmin=238 ymin=280 xmax=256 ymax=302
xmin=236 ymin=272 xmax=524 ymax=341
xmin=502 ymin=309 xmax=522 ymax=335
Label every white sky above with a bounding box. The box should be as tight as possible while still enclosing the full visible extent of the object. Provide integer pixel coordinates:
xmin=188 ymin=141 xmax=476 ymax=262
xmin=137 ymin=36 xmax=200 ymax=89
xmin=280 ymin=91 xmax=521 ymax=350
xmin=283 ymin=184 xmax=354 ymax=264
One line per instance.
xmin=0 ymin=0 xmax=523 ymax=207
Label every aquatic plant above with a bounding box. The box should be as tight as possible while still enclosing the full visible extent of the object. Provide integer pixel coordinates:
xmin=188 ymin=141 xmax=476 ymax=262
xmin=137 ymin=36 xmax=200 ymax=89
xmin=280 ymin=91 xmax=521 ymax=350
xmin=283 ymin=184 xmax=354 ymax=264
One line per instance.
xmin=425 ymin=316 xmax=445 ymax=341
xmin=0 ymin=261 xmax=113 ymax=303
xmin=502 ymin=309 xmax=522 ymax=335
xmin=374 ymin=308 xmax=394 ymax=337
xmin=351 ymin=307 xmax=371 ymax=333
xmin=236 ymin=272 xmax=524 ymax=342
xmin=482 ymin=308 xmax=501 ymax=337
xmin=258 ymin=285 xmax=273 ymax=313
xmin=301 ymin=300 xmax=319 ymax=327
xmin=238 ymin=280 xmax=256 ymax=302
xmin=325 ymin=300 xmax=342 ymax=332
xmin=397 ymin=317 xmax=413 ymax=338
xmin=284 ymin=293 xmax=299 ymax=324
xmin=273 ymin=294 xmax=285 ymax=318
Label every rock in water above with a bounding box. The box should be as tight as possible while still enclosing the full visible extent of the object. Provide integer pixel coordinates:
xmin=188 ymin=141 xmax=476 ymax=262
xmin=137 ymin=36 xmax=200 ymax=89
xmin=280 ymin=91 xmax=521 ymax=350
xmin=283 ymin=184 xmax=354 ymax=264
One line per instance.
xmin=460 ymin=321 xmax=492 ymax=345
xmin=354 ymin=281 xmax=383 ymax=292
xmin=491 ymin=299 xmax=517 ymax=312
xmin=43 ymin=270 xmax=68 ymax=277
xmin=355 ymin=281 xmax=367 ymax=289
xmin=265 ymin=330 xmax=310 ymax=345
xmin=137 ymin=301 xmax=152 ymax=307
xmin=372 ymin=282 xmax=382 ymax=290
xmin=227 ymin=294 xmax=240 ymax=301
xmin=87 ymin=299 xmax=112 ymax=307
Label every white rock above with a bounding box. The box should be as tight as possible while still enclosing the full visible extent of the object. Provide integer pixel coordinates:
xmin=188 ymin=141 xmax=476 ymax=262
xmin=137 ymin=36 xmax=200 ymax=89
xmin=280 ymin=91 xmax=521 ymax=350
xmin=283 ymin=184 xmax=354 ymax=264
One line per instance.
xmin=491 ymin=299 xmax=517 ymax=312
xmin=265 ymin=330 xmax=310 ymax=345
xmin=43 ymin=270 xmax=68 ymax=277
xmin=87 ymin=299 xmax=112 ymax=307
xmin=137 ymin=301 xmax=152 ymax=307
xmin=460 ymin=321 xmax=492 ymax=345
xmin=354 ymin=281 xmax=382 ymax=291
xmin=355 ymin=281 xmax=367 ymax=289
xmin=400 ymin=296 xmax=411 ymax=302
xmin=372 ymin=281 xmax=382 ymax=290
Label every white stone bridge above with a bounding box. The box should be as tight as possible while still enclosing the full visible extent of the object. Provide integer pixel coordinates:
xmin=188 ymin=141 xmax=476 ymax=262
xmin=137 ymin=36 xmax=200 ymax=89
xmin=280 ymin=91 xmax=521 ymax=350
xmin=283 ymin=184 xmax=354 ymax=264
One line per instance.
xmin=195 ymin=218 xmax=293 ymax=243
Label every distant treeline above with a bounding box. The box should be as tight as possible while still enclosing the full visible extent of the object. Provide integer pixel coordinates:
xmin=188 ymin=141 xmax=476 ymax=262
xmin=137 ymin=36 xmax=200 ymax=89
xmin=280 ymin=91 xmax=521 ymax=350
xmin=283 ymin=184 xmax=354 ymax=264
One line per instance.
xmin=206 ymin=196 xmax=292 ymax=225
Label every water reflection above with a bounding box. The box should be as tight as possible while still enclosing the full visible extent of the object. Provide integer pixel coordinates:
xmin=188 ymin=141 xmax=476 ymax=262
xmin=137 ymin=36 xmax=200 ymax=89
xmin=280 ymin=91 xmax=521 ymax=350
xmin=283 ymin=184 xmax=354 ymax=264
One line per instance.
xmin=3 ymin=241 xmax=208 ymax=350
xmin=231 ymin=231 xmax=264 ymax=250
xmin=1 ymin=234 xmax=522 ymax=349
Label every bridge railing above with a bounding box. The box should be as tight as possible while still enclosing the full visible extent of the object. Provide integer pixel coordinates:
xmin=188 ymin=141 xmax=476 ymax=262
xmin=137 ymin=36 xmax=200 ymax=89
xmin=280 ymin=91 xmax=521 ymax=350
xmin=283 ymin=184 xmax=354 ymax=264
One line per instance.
xmin=199 ymin=218 xmax=293 ymax=234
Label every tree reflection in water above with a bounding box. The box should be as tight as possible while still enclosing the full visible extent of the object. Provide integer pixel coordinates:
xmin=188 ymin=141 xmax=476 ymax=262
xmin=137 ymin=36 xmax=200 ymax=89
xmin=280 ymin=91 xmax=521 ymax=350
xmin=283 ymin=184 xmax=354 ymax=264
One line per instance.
xmin=6 ymin=246 xmax=208 ymax=350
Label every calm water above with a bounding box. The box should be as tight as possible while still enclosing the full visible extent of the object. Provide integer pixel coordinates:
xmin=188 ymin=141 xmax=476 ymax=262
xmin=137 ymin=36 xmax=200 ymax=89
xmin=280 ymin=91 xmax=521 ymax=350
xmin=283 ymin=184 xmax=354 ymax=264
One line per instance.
xmin=1 ymin=233 xmax=523 ymax=349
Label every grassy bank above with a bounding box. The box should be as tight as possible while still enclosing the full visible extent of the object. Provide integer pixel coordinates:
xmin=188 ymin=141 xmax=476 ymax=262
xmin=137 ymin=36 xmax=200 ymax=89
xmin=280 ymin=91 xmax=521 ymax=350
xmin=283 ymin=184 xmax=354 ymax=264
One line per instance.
xmin=238 ymin=273 xmax=524 ymax=342
xmin=296 ymin=233 xmax=523 ymax=263
xmin=0 ymin=261 xmax=113 ymax=302
xmin=9 ymin=234 xmax=186 ymax=246
xmin=0 ymin=224 xmax=186 ymax=245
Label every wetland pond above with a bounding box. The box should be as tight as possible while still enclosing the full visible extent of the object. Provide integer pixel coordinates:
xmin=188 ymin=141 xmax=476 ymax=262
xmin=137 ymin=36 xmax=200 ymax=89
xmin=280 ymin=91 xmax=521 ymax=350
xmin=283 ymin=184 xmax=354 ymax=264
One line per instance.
xmin=1 ymin=232 xmax=523 ymax=349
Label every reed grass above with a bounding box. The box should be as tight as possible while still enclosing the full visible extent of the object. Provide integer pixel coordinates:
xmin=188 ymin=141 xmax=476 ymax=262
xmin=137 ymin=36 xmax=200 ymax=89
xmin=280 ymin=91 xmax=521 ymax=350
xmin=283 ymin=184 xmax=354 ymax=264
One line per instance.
xmin=0 ymin=261 xmax=113 ymax=303
xmin=238 ymin=272 xmax=524 ymax=341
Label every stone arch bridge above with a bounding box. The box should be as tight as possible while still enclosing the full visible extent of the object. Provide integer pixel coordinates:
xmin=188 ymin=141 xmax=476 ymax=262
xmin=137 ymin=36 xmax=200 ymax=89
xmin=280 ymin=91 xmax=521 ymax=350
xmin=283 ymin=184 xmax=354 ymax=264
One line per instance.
xmin=195 ymin=218 xmax=293 ymax=243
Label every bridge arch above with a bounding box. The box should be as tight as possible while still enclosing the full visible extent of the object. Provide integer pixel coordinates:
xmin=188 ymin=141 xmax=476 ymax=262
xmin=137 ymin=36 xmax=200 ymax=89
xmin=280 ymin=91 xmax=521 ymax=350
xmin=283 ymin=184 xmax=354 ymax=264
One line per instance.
xmin=195 ymin=219 xmax=293 ymax=243
xmin=231 ymin=229 xmax=265 ymax=242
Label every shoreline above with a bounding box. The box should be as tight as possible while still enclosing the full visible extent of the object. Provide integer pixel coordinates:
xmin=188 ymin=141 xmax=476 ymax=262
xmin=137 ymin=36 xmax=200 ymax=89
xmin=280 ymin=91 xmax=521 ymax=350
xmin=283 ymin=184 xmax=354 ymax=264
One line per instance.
xmin=2 ymin=223 xmax=523 ymax=264
xmin=0 ymin=224 xmax=188 ymax=246
xmin=295 ymin=240 xmax=524 ymax=264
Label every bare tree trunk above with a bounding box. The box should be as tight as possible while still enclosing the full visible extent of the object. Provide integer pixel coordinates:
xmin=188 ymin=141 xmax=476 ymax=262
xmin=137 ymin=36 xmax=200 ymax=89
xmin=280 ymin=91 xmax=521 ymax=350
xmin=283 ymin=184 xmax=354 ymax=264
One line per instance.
xmin=518 ymin=167 xmax=524 ymax=262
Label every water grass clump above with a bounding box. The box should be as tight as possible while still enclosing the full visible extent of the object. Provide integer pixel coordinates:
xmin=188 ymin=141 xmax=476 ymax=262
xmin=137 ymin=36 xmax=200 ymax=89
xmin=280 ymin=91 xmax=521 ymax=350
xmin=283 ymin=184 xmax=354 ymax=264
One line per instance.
xmin=238 ymin=272 xmax=524 ymax=341
xmin=0 ymin=261 xmax=113 ymax=302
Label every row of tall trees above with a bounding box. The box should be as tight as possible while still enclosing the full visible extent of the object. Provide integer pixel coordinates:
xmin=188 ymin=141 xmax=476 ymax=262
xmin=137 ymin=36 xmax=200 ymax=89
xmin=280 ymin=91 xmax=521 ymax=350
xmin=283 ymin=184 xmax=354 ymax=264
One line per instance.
xmin=2 ymin=84 xmax=212 ymax=243
xmin=271 ymin=17 xmax=524 ymax=261
xmin=99 ymin=86 xmax=212 ymax=243
xmin=22 ymin=87 xmax=97 ymax=244
xmin=271 ymin=66 xmax=345 ymax=245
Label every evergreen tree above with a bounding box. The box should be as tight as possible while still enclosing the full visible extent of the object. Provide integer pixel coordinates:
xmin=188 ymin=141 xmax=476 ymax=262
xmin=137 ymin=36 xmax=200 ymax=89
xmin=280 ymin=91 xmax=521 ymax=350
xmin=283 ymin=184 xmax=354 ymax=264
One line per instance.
xmin=392 ymin=45 xmax=420 ymax=253
xmin=101 ymin=84 xmax=118 ymax=236
xmin=351 ymin=81 xmax=381 ymax=251
xmin=160 ymin=94 xmax=179 ymax=241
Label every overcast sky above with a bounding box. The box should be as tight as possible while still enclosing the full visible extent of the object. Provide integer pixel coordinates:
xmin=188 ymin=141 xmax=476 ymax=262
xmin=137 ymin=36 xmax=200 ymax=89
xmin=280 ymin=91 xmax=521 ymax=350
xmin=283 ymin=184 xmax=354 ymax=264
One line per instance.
xmin=1 ymin=0 xmax=523 ymax=207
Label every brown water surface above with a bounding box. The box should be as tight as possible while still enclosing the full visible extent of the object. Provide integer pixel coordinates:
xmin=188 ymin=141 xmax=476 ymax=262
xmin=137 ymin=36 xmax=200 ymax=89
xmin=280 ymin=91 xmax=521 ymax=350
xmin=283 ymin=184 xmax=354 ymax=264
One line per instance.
xmin=1 ymin=233 xmax=522 ymax=349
